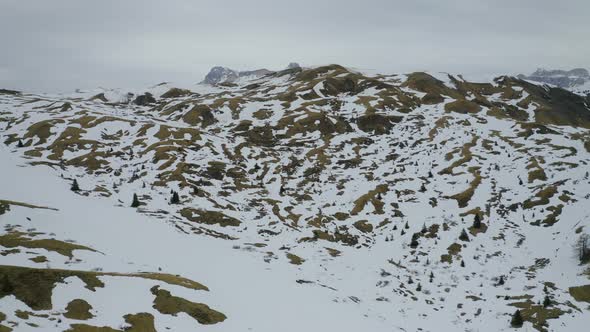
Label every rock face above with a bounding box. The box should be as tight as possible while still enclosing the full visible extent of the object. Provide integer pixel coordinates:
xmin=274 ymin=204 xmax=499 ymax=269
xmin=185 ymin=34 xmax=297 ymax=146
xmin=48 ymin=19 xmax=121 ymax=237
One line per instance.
xmin=203 ymin=66 xmax=240 ymax=85
xmin=202 ymin=67 xmax=273 ymax=85
xmin=518 ymin=68 xmax=589 ymax=89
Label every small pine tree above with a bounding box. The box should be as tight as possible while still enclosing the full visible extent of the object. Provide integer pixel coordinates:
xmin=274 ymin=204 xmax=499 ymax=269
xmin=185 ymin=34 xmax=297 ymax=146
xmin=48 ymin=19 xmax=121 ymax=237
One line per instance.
xmin=498 ymin=276 xmax=505 ymax=286
xmin=459 ymin=229 xmax=470 ymax=242
xmin=473 ymin=214 xmax=481 ymax=229
xmin=420 ymin=183 xmax=426 ymax=192
xmin=70 ymin=179 xmax=80 ymax=192
xmin=401 ymin=229 xmax=406 ymax=236
xmin=376 ymin=192 xmax=382 ymax=200
xmin=170 ymin=191 xmax=180 ymax=204
xmin=408 ymin=276 xmax=414 ymax=284
xmin=460 ymin=260 xmax=465 ymax=267
xmin=131 ymin=193 xmax=140 ymax=208
xmin=428 ymin=171 xmax=433 ymax=178
xmin=543 ymin=295 xmax=551 ymax=307
xmin=404 ymin=222 xmax=409 ymax=229
xmin=393 ymin=225 xmax=398 ymax=231
xmin=421 ymin=223 xmax=427 ymax=234
xmin=416 ymin=283 xmax=422 ymax=292
xmin=410 ymin=233 xmax=420 ymax=248
xmin=17 ymin=139 xmax=24 ymax=148
xmin=510 ymin=309 xmax=523 ymax=327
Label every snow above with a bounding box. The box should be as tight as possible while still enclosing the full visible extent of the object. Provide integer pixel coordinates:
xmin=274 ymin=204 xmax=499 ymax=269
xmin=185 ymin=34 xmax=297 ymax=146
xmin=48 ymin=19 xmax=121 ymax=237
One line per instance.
xmin=1 ymin=66 xmax=589 ymax=331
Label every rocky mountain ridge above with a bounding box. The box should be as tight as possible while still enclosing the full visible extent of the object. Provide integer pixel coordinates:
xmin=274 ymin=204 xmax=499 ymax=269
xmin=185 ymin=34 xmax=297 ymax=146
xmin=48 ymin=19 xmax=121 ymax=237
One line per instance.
xmin=518 ymin=68 xmax=590 ymax=95
xmin=202 ymin=63 xmax=301 ymax=85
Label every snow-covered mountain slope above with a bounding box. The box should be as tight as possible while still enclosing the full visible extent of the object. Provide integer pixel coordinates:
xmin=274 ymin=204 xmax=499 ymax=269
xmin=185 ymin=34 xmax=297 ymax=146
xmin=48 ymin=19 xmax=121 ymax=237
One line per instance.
xmin=1 ymin=64 xmax=590 ymax=331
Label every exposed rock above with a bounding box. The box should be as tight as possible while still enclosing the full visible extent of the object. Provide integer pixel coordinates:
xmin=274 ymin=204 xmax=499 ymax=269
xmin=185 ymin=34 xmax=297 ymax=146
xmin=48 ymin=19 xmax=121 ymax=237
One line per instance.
xmin=203 ymin=66 xmax=273 ymax=85
xmin=518 ymin=68 xmax=589 ymax=89
xmin=133 ymin=92 xmax=156 ymax=106
xmin=203 ymin=66 xmax=239 ymax=85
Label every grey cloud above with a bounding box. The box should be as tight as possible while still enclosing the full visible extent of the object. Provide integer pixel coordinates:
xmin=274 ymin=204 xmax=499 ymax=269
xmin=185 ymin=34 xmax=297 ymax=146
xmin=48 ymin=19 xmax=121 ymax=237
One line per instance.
xmin=0 ymin=0 xmax=588 ymax=92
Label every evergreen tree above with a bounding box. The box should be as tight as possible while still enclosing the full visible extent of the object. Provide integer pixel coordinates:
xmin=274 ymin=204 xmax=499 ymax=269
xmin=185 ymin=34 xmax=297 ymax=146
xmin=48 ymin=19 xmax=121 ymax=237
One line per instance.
xmin=170 ymin=191 xmax=180 ymax=204
xmin=429 ymin=271 xmax=434 ymax=283
xmin=459 ymin=229 xmax=470 ymax=241
xmin=377 ymin=192 xmax=382 ymax=200
xmin=416 ymin=283 xmax=422 ymax=292
xmin=420 ymin=183 xmax=426 ymax=192
xmin=510 ymin=309 xmax=523 ymax=327
xmin=393 ymin=225 xmax=398 ymax=231
xmin=421 ymin=223 xmax=428 ymax=234
xmin=404 ymin=221 xmax=409 ymax=229
xmin=70 ymin=179 xmax=80 ymax=192
xmin=17 ymin=139 xmax=24 ymax=148
xmin=543 ymin=295 xmax=551 ymax=307
xmin=428 ymin=171 xmax=433 ymax=178
xmin=473 ymin=214 xmax=482 ymax=229
xmin=131 ymin=193 xmax=140 ymax=208
xmin=410 ymin=233 xmax=420 ymax=248
xmin=408 ymin=276 xmax=414 ymax=284
xmin=460 ymin=260 xmax=465 ymax=267
xmin=498 ymin=275 xmax=505 ymax=286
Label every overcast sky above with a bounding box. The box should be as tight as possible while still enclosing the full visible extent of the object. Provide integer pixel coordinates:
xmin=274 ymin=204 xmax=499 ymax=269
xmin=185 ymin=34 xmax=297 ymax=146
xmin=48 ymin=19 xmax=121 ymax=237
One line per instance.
xmin=1 ymin=0 xmax=587 ymax=93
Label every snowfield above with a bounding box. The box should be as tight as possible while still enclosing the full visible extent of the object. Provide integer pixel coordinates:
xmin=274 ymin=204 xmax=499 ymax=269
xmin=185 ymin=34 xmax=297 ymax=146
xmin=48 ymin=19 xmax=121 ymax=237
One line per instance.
xmin=0 ymin=64 xmax=589 ymax=331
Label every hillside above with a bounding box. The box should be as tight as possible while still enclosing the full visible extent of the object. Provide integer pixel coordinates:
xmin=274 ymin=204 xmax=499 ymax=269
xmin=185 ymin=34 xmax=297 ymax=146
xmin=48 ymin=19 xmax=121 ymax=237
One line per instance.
xmin=1 ymin=64 xmax=590 ymax=331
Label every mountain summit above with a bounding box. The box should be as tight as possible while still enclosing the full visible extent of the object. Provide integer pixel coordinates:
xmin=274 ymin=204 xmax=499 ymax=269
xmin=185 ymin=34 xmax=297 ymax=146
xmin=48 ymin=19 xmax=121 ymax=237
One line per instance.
xmin=202 ymin=63 xmax=301 ymax=84
xmin=202 ymin=66 xmax=273 ymax=84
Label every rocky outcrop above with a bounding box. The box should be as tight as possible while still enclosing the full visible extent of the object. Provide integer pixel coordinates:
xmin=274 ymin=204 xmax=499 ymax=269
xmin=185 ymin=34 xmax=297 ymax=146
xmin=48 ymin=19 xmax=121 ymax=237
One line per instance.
xmin=203 ymin=66 xmax=240 ymax=85
xmin=202 ymin=67 xmax=273 ymax=85
xmin=517 ymin=68 xmax=589 ymax=89
xmin=133 ymin=92 xmax=156 ymax=106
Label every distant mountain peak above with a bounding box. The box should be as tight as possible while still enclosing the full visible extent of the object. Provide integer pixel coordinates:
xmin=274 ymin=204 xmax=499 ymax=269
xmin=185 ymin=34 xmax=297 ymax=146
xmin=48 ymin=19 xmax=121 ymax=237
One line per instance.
xmin=202 ymin=64 xmax=302 ymax=85
xmin=203 ymin=66 xmax=240 ymax=85
xmin=518 ymin=67 xmax=590 ymax=90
